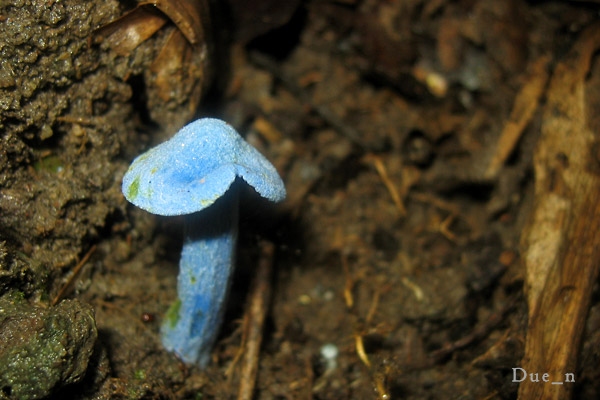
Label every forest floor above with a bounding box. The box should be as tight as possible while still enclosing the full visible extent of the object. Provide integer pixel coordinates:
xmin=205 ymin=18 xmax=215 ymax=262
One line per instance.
xmin=1 ymin=0 xmax=600 ymax=399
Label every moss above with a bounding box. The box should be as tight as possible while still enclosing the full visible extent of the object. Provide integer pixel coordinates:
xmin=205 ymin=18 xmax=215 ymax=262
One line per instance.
xmin=134 ymin=369 xmax=146 ymax=380
xmin=127 ymin=176 xmax=140 ymax=200
xmin=33 ymin=155 xmax=63 ymax=173
xmin=0 ymin=298 xmax=97 ymax=399
xmin=165 ymin=299 xmax=181 ymax=329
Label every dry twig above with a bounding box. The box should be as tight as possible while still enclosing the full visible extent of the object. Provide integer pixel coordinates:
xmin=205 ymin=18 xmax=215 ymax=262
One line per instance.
xmin=485 ymin=55 xmax=550 ymax=178
xmin=237 ymin=241 xmax=275 ymax=400
xmin=52 ymin=245 xmax=97 ymax=306
xmin=364 ymin=153 xmax=407 ymax=217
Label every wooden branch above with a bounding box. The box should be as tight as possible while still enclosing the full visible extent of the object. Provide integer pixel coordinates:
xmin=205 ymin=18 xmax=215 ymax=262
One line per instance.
xmin=518 ymin=24 xmax=600 ymax=400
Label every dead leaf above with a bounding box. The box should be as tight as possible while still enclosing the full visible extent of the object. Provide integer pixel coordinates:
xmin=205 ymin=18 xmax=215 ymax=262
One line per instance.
xmin=95 ymin=0 xmax=212 ymax=129
xmin=96 ymin=6 xmax=168 ymax=56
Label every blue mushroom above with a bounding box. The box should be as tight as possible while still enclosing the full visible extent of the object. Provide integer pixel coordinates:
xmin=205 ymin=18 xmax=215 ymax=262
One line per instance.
xmin=122 ymin=118 xmax=286 ymax=367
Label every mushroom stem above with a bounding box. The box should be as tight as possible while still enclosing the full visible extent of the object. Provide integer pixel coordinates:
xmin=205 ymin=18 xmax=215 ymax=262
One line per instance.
xmin=160 ymin=188 xmax=239 ymax=367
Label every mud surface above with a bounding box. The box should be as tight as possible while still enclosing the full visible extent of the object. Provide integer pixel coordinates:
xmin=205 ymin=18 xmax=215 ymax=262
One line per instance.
xmin=1 ymin=0 xmax=600 ymax=399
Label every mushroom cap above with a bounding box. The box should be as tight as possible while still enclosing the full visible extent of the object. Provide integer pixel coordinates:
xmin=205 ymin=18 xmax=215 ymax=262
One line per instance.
xmin=122 ymin=118 xmax=286 ymax=216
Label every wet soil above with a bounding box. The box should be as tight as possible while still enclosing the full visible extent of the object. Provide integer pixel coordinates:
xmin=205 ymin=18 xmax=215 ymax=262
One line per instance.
xmin=1 ymin=0 xmax=600 ymax=399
